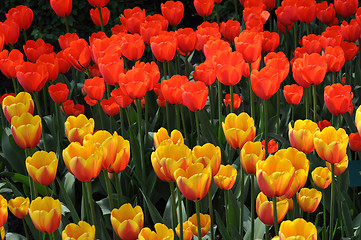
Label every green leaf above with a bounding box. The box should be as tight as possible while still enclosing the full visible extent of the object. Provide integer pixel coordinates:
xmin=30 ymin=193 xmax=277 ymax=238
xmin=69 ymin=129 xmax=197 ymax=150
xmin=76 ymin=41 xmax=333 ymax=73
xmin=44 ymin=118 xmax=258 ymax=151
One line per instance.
xmin=140 ymin=189 xmax=164 ymax=225
xmin=1 ymin=128 xmax=26 ymax=174
xmin=243 ymin=218 xmax=265 ymax=240
xmin=215 ymin=210 xmax=231 ymax=240
xmin=56 ymin=176 xmax=80 ymax=223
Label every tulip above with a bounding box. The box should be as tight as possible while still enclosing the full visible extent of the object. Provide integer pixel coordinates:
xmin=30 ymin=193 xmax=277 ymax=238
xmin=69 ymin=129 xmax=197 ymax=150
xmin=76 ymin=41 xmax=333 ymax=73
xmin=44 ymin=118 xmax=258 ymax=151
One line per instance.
xmin=48 ymin=82 xmax=69 ymax=104
xmin=188 ymin=213 xmax=211 ymax=237
xmin=261 ymin=31 xmax=279 ymax=53
xmin=138 ymin=223 xmax=174 ymax=240
xmin=110 ymin=87 xmax=133 ymax=108
xmin=256 ymin=192 xmax=289 ymax=226
xmin=340 ymin=41 xmax=359 ymax=62
xmin=62 ymin=100 xmax=85 ymax=117
xmin=196 ymin=26 xmax=221 ymax=50
xmin=50 ymin=0 xmax=72 ymax=17
xmin=8 ymin=197 xmax=29 ymax=220
xmin=62 ymin=141 xmax=102 ymax=182
xmin=0 ymin=195 xmax=7 ymax=227
xmin=314 ymin=126 xmax=349 ymax=164
xmin=98 ymin=53 xmax=125 ymax=85
xmin=317 ymin=120 xmax=331 ymax=131
xmin=62 ymin=221 xmax=95 ymax=240
xmin=174 ymin=162 xmax=212 ymax=201
xmin=111 ymin=203 xmax=143 ymax=240
xmin=90 ymin=7 xmax=110 ymax=27
xmin=261 ymin=140 xmax=279 ymax=154
xmin=234 ymin=30 xmax=262 ymax=63
xmin=153 ymin=127 xmax=184 ymax=149
xmin=220 ymin=20 xmax=241 ymax=42
xmin=140 ymin=21 xmax=163 ymax=45
xmin=0 ymin=49 xmax=24 ymax=79
xmin=316 ymin=2 xmax=335 ymax=24
xmin=11 ymin=112 xmax=42 ymax=149
xmin=324 ymin=83 xmax=353 ymax=116
xmin=349 ymin=132 xmax=361 ymax=152
xmin=6 ymin=5 xmax=33 ymax=31
xmin=323 ymin=46 xmax=345 ymax=72
xmin=161 ymin=1 xmax=184 ymax=26
xmin=181 ymin=81 xmax=208 ymax=112
xmin=58 ymin=33 xmax=79 ymax=50
xmin=0 ymin=19 xmax=20 ymax=45
xmin=64 ymin=114 xmax=94 ymax=143
xmin=288 ymin=119 xmax=319 ymax=154
xmin=29 ymin=196 xmax=61 ymax=233
xmin=283 ymin=84 xmax=303 ymax=105
xmin=150 ymin=31 xmax=177 ymax=62
xmin=240 ymin=141 xmax=265 ymax=175
xmin=321 ymin=28 xmax=343 ymax=49
xmin=145 ymin=14 xmax=168 ymax=31
xmin=120 ymin=34 xmax=145 ymax=61
xmin=297 ymin=188 xmax=322 ymax=213
xmin=23 ymin=39 xmax=53 ymax=63
xmin=26 ymin=151 xmax=58 ymax=186
xmin=203 ymin=38 xmax=231 ymax=61
xmin=2 ymin=91 xmax=34 ymax=123
xmin=15 ymin=61 xmax=48 ymax=93
xmin=222 ymin=112 xmax=256 ymax=150
xmin=193 ymin=60 xmax=217 ymax=86
xmin=100 ymin=97 xmax=120 ymax=117
xmin=326 ymin=155 xmax=348 ymax=176
xmin=334 ymin=0 xmax=358 ymax=17
xmin=63 ymin=39 xmax=91 ymax=72
xmin=251 ymin=66 xmax=281 ymax=100
xmin=192 ymin=143 xmax=221 ymax=176
xmin=83 ymin=77 xmax=105 ymax=100
xmin=311 ymin=167 xmax=332 ymax=189
xmin=119 ymin=7 xmax=146 ymax=34
xmin=161 ymin=75 xmax=189 ymax=105
xmin=194 ymin=0 xmax=214 ymax=17
xmin=213 ymin=51 xmax=245 ymax=86
xmin=176 ymin=221 xmax=193 ymax=240
xmin=279 ymin=218 xmax=317 ymax=240
xmin=214 ymin=164 xmax=237 ymax=190
xmin=57 ymin=51 xmax=72 ymax=74
xmin=37 ymin=53 xmax=59 ymax=81
xmin=223 ymin=93 xmax=242 ymax=110
xmin=341 ymin=19 xmax=361 ymax=43
xmin=119 ymin=67 xmax=150 ymax=100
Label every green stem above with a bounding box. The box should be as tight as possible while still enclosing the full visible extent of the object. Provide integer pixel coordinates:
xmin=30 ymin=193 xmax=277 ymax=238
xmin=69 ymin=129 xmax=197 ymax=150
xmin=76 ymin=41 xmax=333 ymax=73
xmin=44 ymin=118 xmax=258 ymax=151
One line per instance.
xmin=218 ymin=80 xmax=223 ymax=131
xmin=312 ymin=85 xmax=317 ymax=122
xmin=175 ymin=103 xmax=181 ymax=130
xmin=273 ymin=196 xmax=279 ymax=235
xmin=329 ymin=164 xmax=335 ymax=240
xmin=48 ymin=232 xmax=54 ymax=240
xmin=22 ymin=219 xmax=30 ymax=240
xmin=136 ymin=99 xmax=145 ymax=180
xmin=85 ymin=181 xmax=99 ymax=238
xmin=239 ymin=166 xmax=244 ymax=239
xmin=249 ymin=64 xmax=255 ymax=119
xmin=195 ymin=111 xmax=200 ymax=145
xmin=33 ymin=92 xmax=48 ymax=151
xmin=224 ymin=190 xmax=229 ymax=234
xmin=233 ymin=0 xmax=239 ymax=21
xmin=97 ymin=101 xmax=105 ymax=129
xmin=114 ymin=172 xmax=123 ymax=207
xmin=144 ymin=93 xmax=150 ymax=146
xmin=23 ymin=30 xmax=28 ymax=43
xmin=103 ymin=170 xmax=114 ymax=210
xmin=195 ymin=200 xmax=203 ymax=240
xmin=185 ymin=53 xmax=190 ymax=77
xmin=251 ymin=174 xmax=255 ymax=240
xmin=170 ymin=182 xmax=179 ymax=230
xmin=64 ymin=15 xmax=70 ymax=33
xmin=265 ymin=225 xmax=270 ymax=240
xmin=42 ymin=85 xmax=48 ymax=116
xmin=166 ymin=101 xmax=171 ymax=130
xmin=12 ymin=78 xmax=18 ymax=94
xmin=230 ymin=85 xmax=234 ymax=113
xmin=180 ymin=106 xmax=188 ymax=141
xmin=293 ymin=24 xmax=297 ymax=51
xmin=25 ymin=148 xmax=37 ymax=200
xmin=55 ymin=102 xmax=62 ymax=157
xmin=177 ymin=187 xmax=184 ymax=240
xmin=293 ymin=195 xmax=299 ymax=219
xmin=119 ymin=107 xmax=125 ymax=136
xmin=305 ymin=87 xmax=309 ymax=119
xmin=276 ymin=90 xmax=280 ymax=134
xmin=332 ymin=72 xmax=336 ymax=84
xmin=208 ymin=191 xmax=214 ymax=240
xmin=291 ymin=105 xmax=295 ymax=125
xmin=336 ymin=176 xmax=344 ymax=238
xmin=306 ymin=23 xmax=310 ymax=35
xmin=97 ymin=7 xmax=105 ymax=33
xmin=209 ymin=85 xmax=215 ymax=126
xmin=215 ymin=3 xmax=220 ymax=24
xmin=264 ymin=99 xmax=268 ymax=156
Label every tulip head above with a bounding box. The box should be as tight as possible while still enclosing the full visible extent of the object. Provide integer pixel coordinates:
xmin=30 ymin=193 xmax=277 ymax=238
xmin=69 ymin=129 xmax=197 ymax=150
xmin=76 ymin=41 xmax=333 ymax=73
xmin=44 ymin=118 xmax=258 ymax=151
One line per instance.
xmin=64 ymin=114 xmax=95 ymax=143
xmin=311 ymin=167 xmax=332 ymax=189
xmin=192 ymin=143 xmax=221 ymax=176
xmin=2 ymin=91 xmax=34 ymax=123
xmin=256 ymin=192 xmax=289 ymax=226
xmin=240 ymin=141 xmax=265 ymax=174
xmin=188 ymin=213 xmax=211 ymax=237
xmin=297 ymin=188 xmax=322 ymax=213
xmin=279 ymin=218 xmax=317 ymax=240
xmin=0 ymin=195 xmax=7 ymax=227
xmin=213 ymin=164 xmax=237 ymax=190
xmin=62 ymin=221 xmax=96 ymax=240
xmin=288 ymin=119 xmax=319 ymax=154
xmin=138 ymin=223 xmax=174 ymax=240
xmin=11 ymin=112 xmax=42 ymax=149
xmin=8 ymin=197 xmax=29 ymax=219
xmin=153 ymin=127 xmax=184 ymax=149
xmin=26 ymin=151 xmax=58 ymax=186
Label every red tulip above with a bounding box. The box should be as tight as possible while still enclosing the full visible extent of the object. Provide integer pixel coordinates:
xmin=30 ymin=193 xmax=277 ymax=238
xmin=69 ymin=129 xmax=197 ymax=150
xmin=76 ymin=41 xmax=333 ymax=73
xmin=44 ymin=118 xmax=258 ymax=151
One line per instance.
xmin=89 ymin=31 xmax=107 ymax=45
xmin=321 ymin=28 xmax=343 ymax=49
xmin=120 ymin=34 xmax=145 ymax=61
xmin=90 ymin=7 xmax=110 ymax=26
xmin=0 ymin=49 xmax=24 ymax=79
xmin=161 ymin=75 xmax=189 ymax=105
xmin=340 ymin=41 xmax=359 ymax=62
xmin=90 ymin=37 xmax=122 ymax=64
xmin=176 ymin=28 xmax=197 ymax=55
xmin=316 ymin=2 xmax=335 ymax=25
xmin=23 ymin=39 xmax=53 ymax=63
xmin=261 ymin=31 xmax=279 ymax=53
xmin=50 ymin=0 xmax=72 ymax=17
xmin=36 ymin=53 xmax=59 ymax=81
xmin=56 ymin=51 xmax=72 ymax=74
xmin=119 ymin=7 xmax=146 ymax=34
xmin=322 ymin=46 xmax=345 ymax=72
xmin=119 ymin=68 xmax=150 ymax=100
xmin=182 ymin=81 xmax=208 ymax=112
xmin=195 ymin=26 xmax=221 ymax=51
xmin=101 ymin=97 xmax=120 ymax=116
xmin=324 ymin=83 xmax=353 ymax=116
xmin=301 ymin=34 xmax=322 ymax=54
xmin=296 ymin=0 xmax=316 ymax=23
xmin=150 ymin=31 xmax=177 ymax=62
xmin=283 ymin=84 xmax=303 ymax=105
xmin=161 ymin=1 xmax=184 ymax=26
xmin=48 ymin=82 xmax=69 ymax=104
xmin=193 ymin=60 xmax=216 ymax=86
xmin=262 ymin=140 xmax=279 ymax=154
xmin=340 ymin=19 xmax=361 ymax=42
xmin=61 ymin=100 xmax=85 ymax=116
xmin=98 ymin=54 xmax=125 ymax=86
xmin=63 ymin=39 xmax=91 ymax=72
xmin=194 ymin=0 xmax=214 ymax=17
xmin=145 ymin=14 xmax=168 ymax=31
xmin=220 ymin=20 xmax=241 ymax=42
xmin=133 ymin=61 xmax=160 ymax=91
xmin=16 ymin=62 xmax=48 ymax=93
xmin=0 ymin=19 xmax=20 ymax=45
xmin=251 ymin=66 xmax=280 ymax=100
xmin=84 ymin=77 xmax=105 ymax=100
xmin=6 ymin=5 xmax=33 ymax=31
xmin=111 ymin=86 xmax=133 ymax=108
xmin=334 ymin=0 xmax=358 ymax=17
xmin=58 ymin=33 xmax=79 ymax=50
xmin=203 ymin=38 xmax=231 ymax=60
xmin=234 ymin=30 xmax=262 ymax=63
xmin=140 ymin=21 xmax=163 ymax=45
xmin=87 ymin=0 xmax=109 ymax=8
xmin=223 ymin=93 xmax=242 ymax=110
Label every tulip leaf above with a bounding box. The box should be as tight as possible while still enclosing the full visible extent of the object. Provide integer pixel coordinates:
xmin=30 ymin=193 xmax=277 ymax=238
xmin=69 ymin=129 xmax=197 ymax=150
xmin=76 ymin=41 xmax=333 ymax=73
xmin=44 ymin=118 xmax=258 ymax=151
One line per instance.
xmin=56 ymin=176 xmax=80 ymax=223
xmin=1 ymin=127 xmax=26 ymax=175
xmin=197 ymin=110 xmax=221 ymax=147
xmin=140 ymin=189 xmax=164 ymax=225
xmin=343 ymin=112 xmax=358 ymax=133
xmin=243 ymin=218 xmax=265 ymax=240
xmin=215 ymin=210 xmax=231 ymax=240
xmin=5 ymin=233 xmax=26 ymax=240
xmin=341 ymin=199 xmax=353 ymax=238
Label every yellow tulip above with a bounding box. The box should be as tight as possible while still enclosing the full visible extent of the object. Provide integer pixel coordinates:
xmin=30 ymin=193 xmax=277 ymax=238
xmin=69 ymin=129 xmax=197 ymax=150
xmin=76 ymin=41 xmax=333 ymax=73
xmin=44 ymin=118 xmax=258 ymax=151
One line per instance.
xmin=111 ymin=203 xmax=144 ymax=240
xmin=0 ymin=195 xmax=7 ymax=227
xmin=62 ymin=221 xmax=95 ymax=240
xmin=297 ymin=188 xmax=322 ymax=213
xmin=356 ymin=105 xmax=361 ymax=136
xmin=8 ymin=197 xmax=30 ymax=219
xmin=192 ymin=143 xmax=221 ymax=176
xmin=222 ymin=112 xmax=256 ymax=149
xmin=213 ymin=164 xmax=237 ymax=190
xmin=11 ymin=112 xmax=42 ymax=149
xmin=311 ymin=167 xmax=332 ymax=189
xmin=153 ymin=127 xmax=184 ymax=148
xmin=240 ymin=141 xmax=265 ymax=174
xmin=0 ymin=226 xmax=4 ymax=240
xmin=256 ymin=192 xmax=289 ymax=226
xmin=188 ymin=213 xmax=211 ymax=237
xmin=29 ymin=196 xmax=61 ymax=233
xmin=176 ymin=221 xmax=193 ymax=240
xmin=64 ymin=114 xmax=94 ymax=143
xmin=288 ymin=119 xmax=319 ymax=154
xmin=279 ymin=218 xmax=317 ymax=240
xmin=138 ymin=223 xmax=174 ymax=240
xmin=2 ymin=91 xmax=34 ymax=123
xmin=326 ymin=154 xmax=348 ymax=176
xmin=26 ymin=151 xmax=58 ymax=186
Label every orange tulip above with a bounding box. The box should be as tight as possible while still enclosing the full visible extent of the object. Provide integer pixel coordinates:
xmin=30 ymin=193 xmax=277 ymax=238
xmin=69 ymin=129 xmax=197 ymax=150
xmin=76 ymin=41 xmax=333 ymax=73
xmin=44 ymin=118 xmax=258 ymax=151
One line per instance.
xmin=0 ymin=49 xmax=24 ymax=79
xmin=222 ymin=112 xmax=256 ymax=150
xmin=64 ymin=114 xmax=94 ymax=143
xmin=256 ymin=192 xmax=289 ymax=226
xmin=176 ymin=221 xmax=193 ymax=240
xmin=192 ymin=143 xmax=221 ymax=176
xmin=29 ymin=196 xmax=61 ymax=233
xmin=8 ymin=197 xmax=29 ymax=219
xmin=312 ymin=167 xmax=332 ymax=189
xmin=251 ymin=66 xmax=281 ymax=100
xmin=161 ymin=1 xmax=184 ymax=26
xmin=279 ymin=218 xmax=317 ymax=240
xmin=48 ymin=82 xmax=69 ymax=104
xmin=138 ymin=223 xmax=174 ymax=240
xmin=56 ymin=51 xmax=72 ymax=74
xmin=36 ymin=53 xmax=59 ymax=81
xmin=313 ymin=126 xmax=349 ymax=164
xmin=240 ymin=141 xmax=265 ymax=175
xmin=261 ymin=139 xmax=279 ymax=154
xmin=324 ymin=83 xmax=353 ymax=116
xmin=0 ymin=195 xmax=7 ymax=227
xmin=119 ymin=67 xmax=150 ymax=100
xmin=203 ymin=38 xmax=231 ymax=61
xmin=213 ymin=164 xmax=237 ymax=190
xmin=223 ymin=93 xmax=242 ymax=110
xmin=323 ymin=46 xmax=345 ymax=72
xmin=150 ymin=31 xmax=177 ymax=62
xmin=145 ymin=14 xmax=168 ymax=31
xmin=176 ymin=28 xmax=197 ymax=54
xmin=288 ymin=119 xmax=319 ymax=154
xmin=161 ymin=75 xmax=189 ymax=105
xmin=26 ymin=151 xmax=58 ymax=186
xmin=11 ymin=112 xmax=42 ymax=149
xmin=6 ymin=5 xmax=33 ymax=31
xmin=140 ymin=21 xmax=163 ymax=45
xmin=326 ymin=155 xmax=348 ymax=176
xmin=0 ymin=19 xmax=20 ymax=45
xmin=120 ymin=34 xmax=145 ymax=61
xmin=261 ymin=31 xmax=279 ymax=53
xmin=84 ymin=77 xmax=105 ymax=100
xmin=50 ymin=0 xmax=72 ymax=17
xmin=181 ymin=81 xmax=208 ymax=112
xmin=234 ymin=30 xmax=262 ymax=63
xmin=15 ymin=61 xmax=48 ymax=93
xmin=193 ymin=60 xmax=217 ymax=86
xmin=256 ymin=154 xmax=295 ymax=198
xmin=297 ymin=188 xmax=322 ymax=213
xmin=110 ymin=86 xmax=133 ymax=108
xmin=58 ymin=33 xmax=79 ymax=50
xmin=349 ymin=132 xmax=361 ymax=152
xmin=90 ymin=7 xmax=110 ymax=26
xmin=334 ymin=0 xmax=358 ymax=17
xmin=97 ymin=53 xmax=124 ymax=86
xmin=195 ymin=25 xmax=221 ymax=50
xmin=188 ymin=213 xmax=211 ymax=237
xmin=23 ymin=39 xmax=53 ymax=63
xmin=213 ymin=51 xmax=245 ymax=86
xmin=283 ymin=84 xmax=303 ymax=105
xmin=194 ymin=0 xmax=214 ymax=17
xmin=153 ymin=127 xmax=184 ymax=149
xmin=62 ymin=141 xmax=102 ymax=182
xmin=100 ymin=97 xmax=120 ymax=117
xmin=316 ymin=2 xmax=335 ymax=24
xmin=2 ymin=91 xmax=34 ymax=123
xmin=119 ymin=7 xmax=146 ymax=34
xmin=220 ymin=20 xmax=241 ymax=42
xmin=111 ymin=203 xmax=144 ymax=240
xmin=63 ymin=39 xmax=91 ymax=72
xmin=62 ymin=221 xmax=95 ymax=240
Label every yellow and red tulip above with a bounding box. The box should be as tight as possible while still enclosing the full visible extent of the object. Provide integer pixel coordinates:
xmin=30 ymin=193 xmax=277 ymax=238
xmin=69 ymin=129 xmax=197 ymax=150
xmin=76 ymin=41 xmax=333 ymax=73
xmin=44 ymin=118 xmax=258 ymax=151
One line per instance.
xmin=11 ymin=112 xmax=42 ymax=149
xmin=326 ymin=154 xmax=348 ymax=176
xmin=8 ymin=197 xmax=29 ymax=219
xmin=153 ymin=127 xmax=184 ymax=149
xmin=192 ymin=143 xmax=221 ymax=176
xmin=0 ymin=195 xmax=7 ymax=227
xmin=311 ymin=167 xmax=332 ymax=189
xmin=2 ymin=91 xmax=34 ymax=123
xmin=64 ymin=114 xmax=95 ymax=143
xmin=176 ymin=221 xmax=193 ymax=240
xmin=26 ymin=151 xmax=58 ymax=186
xmin=279 ymin=218 xmax=317 ymax=240
xmin=297 ymin=188 xmax=322 ymax=213
xmin=288 ymin=119 xmax=319 ymax=154
xmin=188 ymin=213 xmax=211 ymax=237
xmin=256 ymin=192 xmax=289 ymax=226
xmin=213 ymin=164 xmax=237 ymax=190
xmin=240 ymin=141 xmax=265 ymax=175
xmin=62 ymin=221 xmax=95 ymax=240
xmin=138 ymin=223 xmax=174 ymax=240
xmin=29 ymin=196 xmax=61 ymax=233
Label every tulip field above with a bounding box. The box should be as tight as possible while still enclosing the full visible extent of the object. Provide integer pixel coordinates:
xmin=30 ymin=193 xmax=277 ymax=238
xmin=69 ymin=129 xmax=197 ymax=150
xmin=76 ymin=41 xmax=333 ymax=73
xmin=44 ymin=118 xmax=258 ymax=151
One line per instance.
xmin=1 ymin=0 xmax=361 ymax=239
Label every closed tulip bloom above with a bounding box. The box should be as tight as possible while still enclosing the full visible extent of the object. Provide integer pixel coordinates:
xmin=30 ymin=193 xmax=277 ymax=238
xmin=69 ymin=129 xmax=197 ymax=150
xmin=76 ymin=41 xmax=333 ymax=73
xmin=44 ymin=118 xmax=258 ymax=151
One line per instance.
xmin=63 ymin=39 xmax=91 ymax=72
xmin=326 ymin=154 xmax=348 ymax=176
xmin=288 ymin=119 xmax=319 ymax=154
xmin=90 ymin=7 xmax=110 ymax=26
xmin=176 ymin=221 xmax=193 ymax=240
xmin=2 ymin=91 xmax=34 ymax=123
xmin=349 ymin=132 xmax=361 ymax=152
xmin=0 ymin=195 xmax=7 ymax=227
xmin=88 ymin=0 xmax=109 ymax=7
xmin=140 ymin=21 xmax=163 ymax=45
xmin=138 ymin=223 xmax=174 ymax=240
xmin=145 ymin=14 xmax=169 ymax=31
xmin=203 ymin=38 xmax=231 ymax=60
xmin=62 ymin=100 xmax=85 ymax=117
xmin=213 ymin=51 xmax=245 ymax=86
xmin=119 ymin=67 xmax=150 ymax=100
xmin=174 ymin=162 xmax=212 ymax=201
xmin=222 ymin=112 xmax=256 ymax=149
xmin=356 ymin=106 xmax=361 ymax=136
xmin=224 ymin=93 xmax=242 ymax=110
xmin=23 ymin=39 xmax=53 ymax=63
xmin=220 ymin=20 xmax=241 ymax=42
xmin=161 ymin=1 xmax=184 ymax=26
xmin=317 ymin=119 xmax=331 ymax=131
xmin=0 ymin=19 xmax=20 ymax=45
xmin=301 ymin=34 xmax=322 ymax=54
xmin=58 ymin=33 xmax=79 ymax=50
xmin=150 ymin=31 xmax=177 ymax=62
xmin=321 ymin=28 xmax=343 ymax=49
xmin=323 ymin=46 xmax=345 ymax=72
xmin=161 ymin=75 xmax=189 ymax=105
xmin=153 ymin=127 xmax=184 ymax=149
xmin=111 ymin=203 xmax=143 ymax=240
xmin=26 ymin=151 xmax=58 ymax=186
xmin=256 ymin=192 xmax=289 ymax=226
xmin=193 ymin=60 xmax=216 ymax=86
xmin=29 ymin=196 xmax=61 ymax=233
xmin=120 ymin=34 xmax=145 ymax=61
xmin=62 ymin=141 xmax=102 ymax=182
xmin=57 ymin=51 xmax=72 ymax=74
xmin=292 ymin=53 xmax=327 ymax=88
xmin=0 ymin=49 xmax=24 ymax=79
xmin=64 ymin=114 xmax=94 ymax=143
xmin=62 ymin=221 xmax=95 ymax=240
xmin=340 ymin=41 xmax=359 ymax=62
xmin=36 ymin=53 xmax=59 ymax=82
xmin=188 ymin=213 xmax=211 ymax=237
xmin=314 ymin=126 xmax=349 ymax=164
xmin=196 ymin=26 xmax=221 ymax=50
xmin=324 ymin=83 xmax=353 ymax=116
xmin=48 ymin=82 xmax=69 ymax=104
xmin=192 ymin=143 xmax=221 ymax=176
xmin=251 ymin=66 xmax=281 ymax=100
xmin=261 ymin=31 xmax=279 ymax=53
xmin=11 ymin=113 xmax=42 ymax=149
xmin=119 ymin=7 xmax=146 ymax=34
xmin=194 ymin=0 xmax=214 ymax=17
xmin=234 ymin=30 xmax=262 ymax=63
xmin=100 ymin=97 xmax=119 ymax=116
xmin=275 ymin=148 xmax=309 ymax=198
xmin=316 ymin=2 xmax=335 ymax=24
xmin=279 ymin=218 xmax=317 ymax=240
xmin=181 ymin=81 xmax=208 ymax=112
xmin=312 ymin=167 xmax=331 ymax=189
xmin=334 ymin=0 xmax=358 ymax=17
xmin=16 ymin=61 xmax=49 ymax=93
xmin=283 ymin=84 xmax=303 ymax=105
xmin=83 ymin=77 xmax=105 ymax=100
xmin=341 ymin=19 xmax=361 ymax=42
xmin=50 ymin=0 xmax=72 ymax=17
xmin=240 ymin=141 xmax=265 ymax=175
xmin=262 ymin=140 xmax=279 ymax=154
xmin=8 ymin=197 xmax=29 ymax=219
xmin=256 ymin=154 xmax=295 ymax=198
xmin=6 ymin=5 xmax=33 ymax=31
xmin=214 ymin=164 xmax=237 ymax=190
xmin=297 ymin=188 xmax=322 ymax=213
xmin=97 ymin=53 xmax=124 ymax=85
xmin=110 ymin=86 xmax=133 ymax=108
